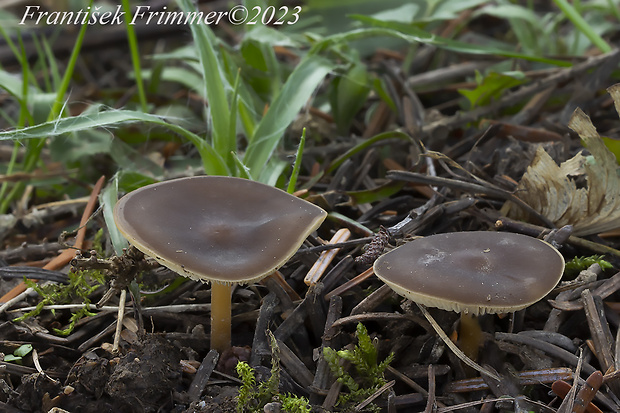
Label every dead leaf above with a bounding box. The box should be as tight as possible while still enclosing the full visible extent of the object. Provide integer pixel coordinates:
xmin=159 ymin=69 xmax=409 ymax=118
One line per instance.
xmin=503 ymin=84 xmax=620 ymax=236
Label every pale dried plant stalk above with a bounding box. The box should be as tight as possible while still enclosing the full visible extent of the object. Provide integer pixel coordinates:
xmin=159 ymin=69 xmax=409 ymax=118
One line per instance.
xmin=503 ymin=84 xmax=620 ymax=236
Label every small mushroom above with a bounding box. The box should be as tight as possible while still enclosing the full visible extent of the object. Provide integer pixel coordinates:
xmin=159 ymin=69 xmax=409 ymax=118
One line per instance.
xmin=373 ymin=231 xmax=565 ymax=379
xmin=373 ymin=231 xmax=565 ymax=315
xmin=114 ymin=176 xmax=327 ymax=353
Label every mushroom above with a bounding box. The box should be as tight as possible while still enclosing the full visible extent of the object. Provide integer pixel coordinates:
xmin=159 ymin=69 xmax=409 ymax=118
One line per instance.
xmin=373 ymin=231 xmax=565 ymax=379
xmin=113 ymin=176 xmax=327 ymax=353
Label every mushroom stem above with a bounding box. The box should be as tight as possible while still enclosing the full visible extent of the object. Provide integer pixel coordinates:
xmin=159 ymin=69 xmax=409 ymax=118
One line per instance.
xmin=417 ymin=303 xmax=501 ymax=382
xmin=210 ymin=282 xmax=232 ymax=353
xmin=459 ymin=312 xmax=482 ymax=365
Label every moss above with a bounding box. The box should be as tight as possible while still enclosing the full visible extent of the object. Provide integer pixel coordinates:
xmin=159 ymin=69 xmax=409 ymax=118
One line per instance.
xmin=236 ymin=330 xmax=311 ymax=413
xmin=323 ymin=323 xmax=394 ymax=412
xmin=564 ymin=255 xmax=612 ymax=277
xmin=14 ymin=270 xmax=105 ymax=336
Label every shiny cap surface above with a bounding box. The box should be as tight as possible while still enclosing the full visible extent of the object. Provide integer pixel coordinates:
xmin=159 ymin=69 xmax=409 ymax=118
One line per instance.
xmin=373 ymin=231 xmax=565 ymax=315
xmin=114 ymin=176 xmax=327 ymax=284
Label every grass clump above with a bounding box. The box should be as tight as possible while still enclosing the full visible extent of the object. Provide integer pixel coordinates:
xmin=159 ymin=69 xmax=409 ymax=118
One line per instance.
xmin=323 ymin=322 xmax=395 ymax=412
xmin=236 ymin=330 xmax=311 ymax=413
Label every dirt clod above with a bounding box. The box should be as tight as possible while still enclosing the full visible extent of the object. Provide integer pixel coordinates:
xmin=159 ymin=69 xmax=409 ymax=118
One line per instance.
xmin=7 ymin=334 xmax=185 ymax=413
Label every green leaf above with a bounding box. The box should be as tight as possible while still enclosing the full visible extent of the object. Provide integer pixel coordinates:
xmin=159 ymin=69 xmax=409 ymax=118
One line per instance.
xmin=14 ymin=344 xmax=33 ymax=357
xmin=458 ymin=71 xmax=527 ymax=108
xmin=244 ymin=54 xmax=334 ymax=180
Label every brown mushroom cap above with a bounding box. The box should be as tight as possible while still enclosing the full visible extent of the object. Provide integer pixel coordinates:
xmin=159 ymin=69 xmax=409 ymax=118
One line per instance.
xmin=373 ymin=231 xmax=565 ymax=315
xmin=114 ymin=176 xmax=327 ymax=284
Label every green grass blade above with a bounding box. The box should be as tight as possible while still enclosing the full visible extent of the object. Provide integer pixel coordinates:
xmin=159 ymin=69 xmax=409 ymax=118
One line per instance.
xmin=47 ymin=1 xmax=91 ymax=121
xmin=0 ymin=67 xmax=34 ymax=104
xmin=121 ymin=0 xmax=148 ymax=111
xmin=343 ymin=181 xmax=405 ymax=206
xmin=18 ymin=36 xmax=30 ymax=127
xmin=101 ymin=176 xmax=129 ymax=255
xmin=177 ymin=0 xmax=233 ymax=172
xmin=237 ymin=96 xmax=256 ymax=139
xmin=0 ymin=142 xmax=21 ymax=209
xmin=42 ymin=37 xmax=61 ymax=91
xmin=327 ymin=212 xmax=373 ymax=236
xmin=331 ymin=61 xmax=371 ymax=134
xmin=0 ymin=25 xmax=21 ymax=67
xmin=287 ymin=128 xmax=306 ymax=194
xmin=0 ymin=108 xmax=230 ymax=176
xmin=229 ymin=69 xmax=241 ymax=175
xmin=0 ymin=30 xmax=41 ymax=213
xmin=9 ymin=0 xmax=93 ymax=212
xmin=553 ymin=0 xmax=612 ymax=53
xmin=244 ymin=55 xmax=334 ymax=179
xmin=317 ymin=20 xmax=572 ymax=67
xmin=258 ymin=158 xmax=289 ymax=187
xmin=146 ymin=60 xmax=165 ymax=95
xmin=326 ymin=131 xmax=413 ymax=174
xmin=231 ymin=153 xmax=251 ymax=180
xmin=1 ymin=44 xmax=31 ymax=208
xmin=607 ymin=0 xmax=620 ymax=23
xmin=144 ymin=67 xmax=204 ymax=97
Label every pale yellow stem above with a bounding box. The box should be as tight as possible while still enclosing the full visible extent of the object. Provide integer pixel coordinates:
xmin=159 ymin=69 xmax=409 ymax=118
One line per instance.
xmin=417 ymin=303 xmax=501 ymax=382
xmin=459 ymin=312 xmax=482 ymax=376
xmin=210 ymin=282 xmax=232 ymax=353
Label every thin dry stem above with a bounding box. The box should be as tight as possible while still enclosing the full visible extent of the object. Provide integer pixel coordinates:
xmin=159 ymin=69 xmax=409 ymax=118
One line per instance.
xmin=416 ymin=303 xmax=502 ymax=382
